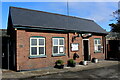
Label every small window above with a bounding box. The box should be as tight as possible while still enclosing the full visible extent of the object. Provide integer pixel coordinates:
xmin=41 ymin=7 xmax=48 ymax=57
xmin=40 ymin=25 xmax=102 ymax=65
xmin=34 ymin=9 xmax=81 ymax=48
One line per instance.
xmin=94 ymin=38 xmax=101 ymax=53
xmin=31 ymin=47 xmax=37 ymax=55
xmin=53 ymin=46 xmax=58 ymax=53
xmin=59 ymin=39 xmax=64 ymax=45
xmin=30 ymin=37 xmax=45 ymax=56
xmin=31 ymin=39 xmax=37 ymax=45
xmin=53 ymin=39 xmax=58 ymax=45
xmin=39 ymin=39 xmax=44 ymax=45
xmin=52 ymin=38 xmax=64 ymax=54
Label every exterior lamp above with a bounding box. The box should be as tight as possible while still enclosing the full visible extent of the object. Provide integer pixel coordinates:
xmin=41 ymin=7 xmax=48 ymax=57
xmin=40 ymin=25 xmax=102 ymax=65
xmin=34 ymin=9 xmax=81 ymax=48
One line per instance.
xmin=72 ymin=34 xmax=81 ymax=42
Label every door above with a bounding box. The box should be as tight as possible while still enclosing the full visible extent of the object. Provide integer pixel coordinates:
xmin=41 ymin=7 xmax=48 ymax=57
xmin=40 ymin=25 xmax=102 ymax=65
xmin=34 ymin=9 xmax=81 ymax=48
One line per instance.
xmin=107 ymin=40 xmax=120 ymax=59
xmin=2 ymin=37 xmax=9 ymax=69
xmin=83 ymin=40 xmax=90 ymax=61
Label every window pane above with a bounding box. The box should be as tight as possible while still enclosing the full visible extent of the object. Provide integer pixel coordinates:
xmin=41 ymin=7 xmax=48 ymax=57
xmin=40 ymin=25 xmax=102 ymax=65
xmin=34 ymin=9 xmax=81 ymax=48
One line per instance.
xmin=98 ymin=40 xmax=101 ymax=44
xmin=39 ymin=39 xmax=44 ymax=45
xmin=31 ymin=47 xmax=37 ymax=55
xmin=39 ymin=47 xmax=44 ymax=55
xmin=98 ymin=45 xmax=101 ymax=51
xmin=31 ymin=39 xmax=37 ymax=45
xmin=59 ymin=39 xmax=64 ymax=45
xmin=53 ymin=39 xmax=58 ymax=45
xmin=53 ymin=46 xmax=58 ymax=53
xmin=95 ymin=40 xmax=97 ymax=44
xmin=94 ymin=45 xmax=98 ymax=51
xmin=59 ymin=46 xmax=64 ymax=53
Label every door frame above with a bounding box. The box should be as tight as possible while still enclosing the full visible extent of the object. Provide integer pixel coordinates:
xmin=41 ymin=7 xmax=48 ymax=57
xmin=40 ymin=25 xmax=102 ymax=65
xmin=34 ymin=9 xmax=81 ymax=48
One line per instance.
xmin=82 ymin=39 xmax=90 ymax=58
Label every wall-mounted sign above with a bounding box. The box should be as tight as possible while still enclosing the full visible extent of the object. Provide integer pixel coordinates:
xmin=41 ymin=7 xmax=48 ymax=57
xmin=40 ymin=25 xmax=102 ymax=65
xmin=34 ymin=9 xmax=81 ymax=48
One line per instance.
xmin=71 ymin=43 xmax=79 ymax=51
xmin=60 ymin=46 xmax=64 ymax=53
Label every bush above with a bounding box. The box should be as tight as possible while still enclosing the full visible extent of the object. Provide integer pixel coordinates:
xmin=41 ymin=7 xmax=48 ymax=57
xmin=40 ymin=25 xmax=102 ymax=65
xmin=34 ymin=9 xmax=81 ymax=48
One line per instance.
xmin=55 ymin=60 xmax=64 ymax=65
xmin=68 ymin=59 xmax=76 ymax=64
xmin=55 ymin=60 xmax=64 ymax=69
xmin=67 ymin=59 xmax=76 ymax=67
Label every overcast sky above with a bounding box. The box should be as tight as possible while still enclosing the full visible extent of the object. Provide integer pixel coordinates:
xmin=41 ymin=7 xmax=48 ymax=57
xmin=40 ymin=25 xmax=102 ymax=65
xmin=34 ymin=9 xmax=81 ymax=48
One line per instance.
xmin=1 ymin=1 xmax=118 ymax=31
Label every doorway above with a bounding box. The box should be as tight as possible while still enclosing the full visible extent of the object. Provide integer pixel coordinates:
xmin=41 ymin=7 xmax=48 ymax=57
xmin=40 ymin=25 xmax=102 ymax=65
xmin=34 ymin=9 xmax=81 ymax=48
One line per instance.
xmin=83 ymin=39 xmax=90 ymax=61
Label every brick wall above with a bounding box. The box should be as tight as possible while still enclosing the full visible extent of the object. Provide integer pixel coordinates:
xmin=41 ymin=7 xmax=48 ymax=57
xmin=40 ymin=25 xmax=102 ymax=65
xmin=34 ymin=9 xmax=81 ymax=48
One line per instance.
xmin=15 ymin=29 xmax=105 ymax=71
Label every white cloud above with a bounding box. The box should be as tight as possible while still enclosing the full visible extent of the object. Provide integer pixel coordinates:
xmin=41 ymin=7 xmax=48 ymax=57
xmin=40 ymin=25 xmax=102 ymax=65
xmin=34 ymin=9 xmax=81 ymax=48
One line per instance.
xmin=66 ymin=2 xmax=117 ymax=22
xmin=67 ymin=2 xmax=117 ymax=22
xmin=86 ymin=3 xmax=117 ymax=22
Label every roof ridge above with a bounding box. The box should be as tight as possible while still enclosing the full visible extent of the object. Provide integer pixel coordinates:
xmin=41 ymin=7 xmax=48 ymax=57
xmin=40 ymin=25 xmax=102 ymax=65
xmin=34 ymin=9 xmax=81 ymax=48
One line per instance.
xmin=10 ymin=6 xmax=93 ymax=22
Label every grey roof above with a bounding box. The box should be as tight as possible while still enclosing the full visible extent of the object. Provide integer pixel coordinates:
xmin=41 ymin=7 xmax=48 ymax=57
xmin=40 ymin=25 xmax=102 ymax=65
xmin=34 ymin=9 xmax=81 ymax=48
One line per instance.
xmin=9 ymin=7 xmax=107 ymax=34
xmin=106 ymin=32 xmax=120 ymax=40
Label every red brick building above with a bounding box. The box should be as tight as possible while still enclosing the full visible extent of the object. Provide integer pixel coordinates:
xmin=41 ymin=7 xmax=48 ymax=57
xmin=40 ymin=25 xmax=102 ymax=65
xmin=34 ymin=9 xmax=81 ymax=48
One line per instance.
xmin=7 ymin=7 xmax=107 ymax=71
xmin=106 ymin=32 xmax=120 ymax=60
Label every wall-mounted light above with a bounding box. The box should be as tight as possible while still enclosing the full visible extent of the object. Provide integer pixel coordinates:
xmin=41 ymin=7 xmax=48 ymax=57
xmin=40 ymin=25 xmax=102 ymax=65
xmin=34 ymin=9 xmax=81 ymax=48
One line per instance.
xmin=72 ymin=34 xmax=81 ymax=42
xmin=15 ymin=28 xmax=17 ymax=30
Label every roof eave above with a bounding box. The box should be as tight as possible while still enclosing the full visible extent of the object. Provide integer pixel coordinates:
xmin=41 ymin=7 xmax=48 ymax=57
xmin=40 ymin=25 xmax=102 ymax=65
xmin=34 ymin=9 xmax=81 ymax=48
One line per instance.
xmin=13 ymin=25 xmax=108 ymax=35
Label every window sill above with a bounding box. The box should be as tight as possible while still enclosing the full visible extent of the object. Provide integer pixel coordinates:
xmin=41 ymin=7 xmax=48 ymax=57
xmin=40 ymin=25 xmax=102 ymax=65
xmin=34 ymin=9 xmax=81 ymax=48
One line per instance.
xmin=94 ymin=51 xmax=102 ymax=53
xmin=52 ymin=53 xmax=66 ymax=57
xmin=29 ymin=55 xmax=47 ymax=58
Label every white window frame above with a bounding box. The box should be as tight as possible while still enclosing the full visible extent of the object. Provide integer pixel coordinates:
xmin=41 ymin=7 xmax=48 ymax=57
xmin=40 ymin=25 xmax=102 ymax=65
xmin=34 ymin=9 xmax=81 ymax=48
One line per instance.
xmin=94 ymin=38 xmax=101 ymax=52
xmin=30 ymin=37 xmax=45 ymax=56
xmin=52 ymin=38 xmax=64 ymax=54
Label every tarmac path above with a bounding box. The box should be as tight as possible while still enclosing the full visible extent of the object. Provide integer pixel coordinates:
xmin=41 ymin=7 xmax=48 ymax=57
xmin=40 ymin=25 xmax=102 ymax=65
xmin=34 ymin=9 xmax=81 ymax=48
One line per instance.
xmin=2 ymin=60 xmax=120 ymax=80
xmin=31 ymin=64 xmax=120 ymax=80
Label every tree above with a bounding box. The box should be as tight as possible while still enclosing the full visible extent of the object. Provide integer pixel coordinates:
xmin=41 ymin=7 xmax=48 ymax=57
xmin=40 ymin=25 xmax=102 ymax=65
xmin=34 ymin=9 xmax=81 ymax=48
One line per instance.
xmin=109 ymin=10 xmax=120 ymax=33
xmin=109 ymin=22 xmax=120 ymax=33
xmin=109 ymin=9 xmax=120 ymax=33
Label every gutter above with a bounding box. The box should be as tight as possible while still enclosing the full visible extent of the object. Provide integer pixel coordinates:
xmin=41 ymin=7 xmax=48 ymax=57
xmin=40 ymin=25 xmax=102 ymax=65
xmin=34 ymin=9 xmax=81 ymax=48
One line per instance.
xmin=13 ymin=25 xmax=108 ymax=35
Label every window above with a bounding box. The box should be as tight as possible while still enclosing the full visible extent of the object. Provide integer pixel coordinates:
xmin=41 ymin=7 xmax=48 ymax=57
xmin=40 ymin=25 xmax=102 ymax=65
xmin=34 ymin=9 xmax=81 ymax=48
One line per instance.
xmin=52 ymin=38 xmax=64 ymax=55
xmin=30 ymin=37 xmax=45 ymax=56
xmin=94 ymin=38 xmax=101 ymax=53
